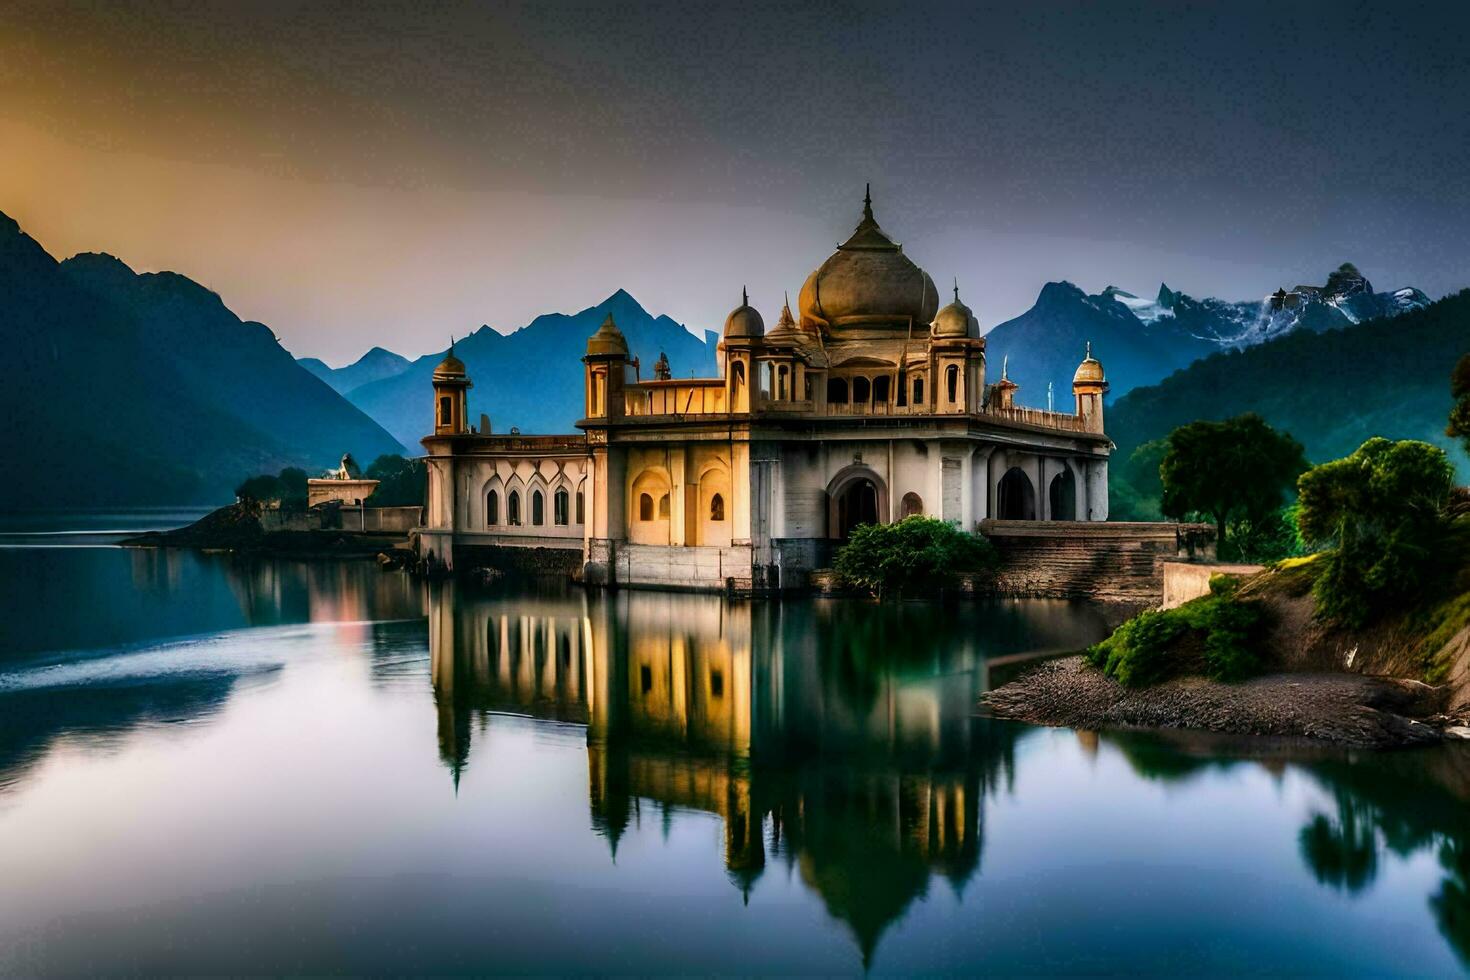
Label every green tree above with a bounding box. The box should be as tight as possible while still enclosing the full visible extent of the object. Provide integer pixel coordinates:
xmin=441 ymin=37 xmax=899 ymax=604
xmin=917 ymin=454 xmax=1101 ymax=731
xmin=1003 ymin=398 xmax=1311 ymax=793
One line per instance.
xmin=277 ymin=467 xmax=309 ymax=509
xmin=1449 ymin=352 xmax=1470 ymax=455
xmin=834 ymin=516 xmax=998 ymax=599
xmin=1110 ymin=438 xmax=1168 ymax=520
xmin=1296 ymin=437 xmax=1455 ymax=626
xmin=235 ymin=473 xmax=282 ymax=504
xmin=365 ymin=454 xmax=427 ymax=507
xmin=1160 ymin=414 xmax=1307 ymax=554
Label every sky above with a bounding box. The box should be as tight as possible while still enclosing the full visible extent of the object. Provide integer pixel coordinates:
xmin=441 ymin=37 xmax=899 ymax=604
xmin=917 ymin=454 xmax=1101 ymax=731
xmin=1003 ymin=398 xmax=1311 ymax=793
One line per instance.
xmin=3 ymin=0 xmax=1469 ymax=365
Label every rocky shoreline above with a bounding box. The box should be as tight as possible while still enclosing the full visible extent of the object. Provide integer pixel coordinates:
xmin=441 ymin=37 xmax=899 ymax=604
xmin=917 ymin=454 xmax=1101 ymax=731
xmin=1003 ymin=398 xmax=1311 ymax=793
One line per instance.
xmin=120 ymin=503 xmax=405 ymax=560
xmin=981 ymin=655 xmax=1465 ymax=748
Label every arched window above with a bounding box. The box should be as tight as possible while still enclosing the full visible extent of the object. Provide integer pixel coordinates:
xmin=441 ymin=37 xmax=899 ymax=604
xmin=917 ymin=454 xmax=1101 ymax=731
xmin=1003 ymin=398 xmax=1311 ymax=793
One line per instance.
xmin=732 ymin=361 xmax=746 ymax=388
xmin=777 ymin=365 xmax=789 ymax=400
xmin=554 ymin=489 xmax=569 ymax=526
xmin=827 ymin=377 xmax=849 ymax=404
xmin=531 ymin=490 xmax=545 ymax=526
xmin=486 ymin=489 xmax=499 ymax=526
xmin=913 ymin=377 xmax=924 ymax=405
xmin=639 ymin=493 xmax=654 ymax=521
xmin=873 ymin=375 xmax=891 ymax=405
xmin=760 ymin=362 xmax=774 ymax=398
xmin=946 ymin=364 xmax=959 ymax=404
xmin=438 ymin=395 xmax=452 ymax=426
xmin=576 ymin=490 xmax=585 ymax=525
xmin=852 ymin=376 xmax=871 ymax=406
xmin=710 ymin=493 xmax=725 ymax=521
xmin=508 ymin=490 xmax=522 ymax=526
xmin=658 ymin=494 xmax=671 ymax=518
xmin=901 ymin=492 xmax=923 ymax=518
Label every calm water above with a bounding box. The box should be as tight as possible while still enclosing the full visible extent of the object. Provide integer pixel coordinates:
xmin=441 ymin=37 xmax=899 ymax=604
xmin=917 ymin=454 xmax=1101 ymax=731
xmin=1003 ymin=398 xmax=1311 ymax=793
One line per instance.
xmin=1 ymin=544 xmax=1468 ymax=975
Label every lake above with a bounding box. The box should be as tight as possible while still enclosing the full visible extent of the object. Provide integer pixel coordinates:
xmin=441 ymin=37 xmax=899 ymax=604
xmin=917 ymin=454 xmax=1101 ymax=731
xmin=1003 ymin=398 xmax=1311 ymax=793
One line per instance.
xmin=1 ymin=535 xmax=1467 ymax=975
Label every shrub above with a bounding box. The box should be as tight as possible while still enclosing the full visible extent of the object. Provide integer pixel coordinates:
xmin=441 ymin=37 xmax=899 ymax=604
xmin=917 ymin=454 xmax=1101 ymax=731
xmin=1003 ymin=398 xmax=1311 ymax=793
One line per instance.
xmin=1296 ymin=437 xmax=1455 ymax=628
xmin=365 ymin=454 xmax=427 ymax=507
xmin=1085 ymin=580 xmax=1266 ymax=687
xmin=833 ymin=516 xmax=998 ymax=598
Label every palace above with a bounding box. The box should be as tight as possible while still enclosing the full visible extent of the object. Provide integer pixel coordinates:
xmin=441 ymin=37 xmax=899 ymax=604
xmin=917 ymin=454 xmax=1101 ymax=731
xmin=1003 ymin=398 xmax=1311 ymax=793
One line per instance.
xmin=417 ymin=189 xmax=1111 ymax=590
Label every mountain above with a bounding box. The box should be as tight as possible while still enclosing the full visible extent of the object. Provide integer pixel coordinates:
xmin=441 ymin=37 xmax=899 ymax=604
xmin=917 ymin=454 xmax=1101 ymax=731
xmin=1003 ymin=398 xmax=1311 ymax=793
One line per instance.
xmin=984 ymin=265 xmax=1430 ymax=407
xmin=349 ymin=289 xmax=719 ymax=449
xmin=0 ymin=211 xmax=406 ymax=509
xmin=1106 ymin=288 xmax=1470 ymax=510
xmin=299 ymin=346 xmax=411 ymax=394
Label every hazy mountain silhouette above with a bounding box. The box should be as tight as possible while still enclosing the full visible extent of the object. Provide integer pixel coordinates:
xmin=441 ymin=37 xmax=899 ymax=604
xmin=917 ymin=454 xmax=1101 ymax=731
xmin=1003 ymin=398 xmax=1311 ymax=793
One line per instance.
xmin=349 ymin=289 xmax=718 ymax=448
xmin=1107 ymin=289 xmax=1470 ymax=480
xmin=984 ymin=267 xmax=1429 ymax=408
xmin=0 ymin=211 xmax=405 ymax=509
xmin=299 ymin=346 xmax=411 ymax=395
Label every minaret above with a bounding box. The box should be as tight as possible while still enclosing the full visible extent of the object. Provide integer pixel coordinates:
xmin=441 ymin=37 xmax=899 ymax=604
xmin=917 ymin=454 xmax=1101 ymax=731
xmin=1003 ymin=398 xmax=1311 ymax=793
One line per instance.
xmin=1072 ymin=341 xmax=1108 ymax=434
xmin=583 ymin=314 xmax=630 ymax=421
xmin=432 ymin=340 xmax=472 ymax=435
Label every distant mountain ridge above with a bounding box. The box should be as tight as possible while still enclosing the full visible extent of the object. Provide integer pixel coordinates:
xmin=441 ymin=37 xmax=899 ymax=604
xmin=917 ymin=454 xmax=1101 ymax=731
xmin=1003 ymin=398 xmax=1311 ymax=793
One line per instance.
xmin=348 ymin=288 xmax=718 ymax=448
xmin=0 ymin=211 xmax=406 ymax=509
xmin=299 ymin=346 xmax=411 ymax=395
xmin=983 ymin=264 xmax=1430 ymax=408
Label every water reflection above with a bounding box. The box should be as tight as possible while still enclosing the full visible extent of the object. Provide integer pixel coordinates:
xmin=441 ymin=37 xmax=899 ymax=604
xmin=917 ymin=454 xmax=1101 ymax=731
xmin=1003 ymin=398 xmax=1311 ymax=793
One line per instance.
xmin=429 ymin=582 xmax=1109 ymax=961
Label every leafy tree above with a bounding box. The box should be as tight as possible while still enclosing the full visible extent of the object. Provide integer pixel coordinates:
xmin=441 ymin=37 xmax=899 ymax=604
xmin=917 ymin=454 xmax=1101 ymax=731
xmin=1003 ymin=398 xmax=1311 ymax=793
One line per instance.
xmin=235 ymin=473 xmax=282 ymax=504
xmin=1449 ymin=352 xmax=1470 ymax=455
xmin=365 ymin=454 xmax=427 ymax=507
xmin=1109 ymin=438 xmax=1168 ymax=520
xmin=1296 ymin=437 xmax=1455 ymax=626
xmin=834 ymin=516 xmax=998 ymax=598
xmin=277 ymin=467 xmax=309 ymax=509
xmin=1160 ymin=414 xmax=1307 ymax=554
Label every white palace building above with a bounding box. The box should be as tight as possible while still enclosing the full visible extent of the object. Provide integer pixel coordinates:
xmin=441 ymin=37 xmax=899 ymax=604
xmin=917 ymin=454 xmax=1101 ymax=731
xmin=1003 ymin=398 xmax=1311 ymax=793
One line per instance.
xmin=416 ymin=190 xmax=1112 ymax=591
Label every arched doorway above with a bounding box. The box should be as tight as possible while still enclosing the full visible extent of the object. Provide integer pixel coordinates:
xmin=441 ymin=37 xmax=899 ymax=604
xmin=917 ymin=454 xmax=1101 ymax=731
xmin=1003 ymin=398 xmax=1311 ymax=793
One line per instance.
xmin=997 ymin=467 xmax=1035 ymax=521
xmin=826 ymin=466 xmax=887 ymax=540
xmin=1049 ymin=468 xmax=1077 ymax=521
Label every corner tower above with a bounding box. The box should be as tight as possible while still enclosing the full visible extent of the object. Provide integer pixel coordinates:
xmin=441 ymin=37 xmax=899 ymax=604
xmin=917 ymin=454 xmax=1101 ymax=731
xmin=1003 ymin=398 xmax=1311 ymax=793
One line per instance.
xmin=432 ymin=343 xmax=472 ymax=435
xmin=1072 ymin=342 xmax=1108 ymax=433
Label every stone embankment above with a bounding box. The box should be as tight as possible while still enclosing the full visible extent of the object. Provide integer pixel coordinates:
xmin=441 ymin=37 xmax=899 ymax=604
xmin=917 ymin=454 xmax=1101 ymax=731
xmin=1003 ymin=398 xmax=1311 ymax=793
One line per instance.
xmin=982 ymin=656 xmax=1454 ymax=748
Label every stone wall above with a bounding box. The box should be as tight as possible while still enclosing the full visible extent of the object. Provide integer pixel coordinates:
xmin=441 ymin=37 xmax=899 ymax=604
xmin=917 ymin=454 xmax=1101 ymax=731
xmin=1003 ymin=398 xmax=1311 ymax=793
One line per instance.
xmin=1160 ymin=560 xmax=1264 ymax=609
xmin=978 ymin=520 xmax=1215 ymax=604
xmin=452 ymin=543 xmax=583 ymax=578
xmin=614 ymin=542 xmax=755 ymax=591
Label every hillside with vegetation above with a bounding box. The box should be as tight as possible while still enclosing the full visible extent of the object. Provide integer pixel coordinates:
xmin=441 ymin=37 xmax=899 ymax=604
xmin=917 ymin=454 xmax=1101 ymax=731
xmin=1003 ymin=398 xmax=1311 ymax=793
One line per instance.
xmin=1109 ymin=290 xmax=1470 ymax=519
xmin=0 ymin=211 xmax=405 ymax=510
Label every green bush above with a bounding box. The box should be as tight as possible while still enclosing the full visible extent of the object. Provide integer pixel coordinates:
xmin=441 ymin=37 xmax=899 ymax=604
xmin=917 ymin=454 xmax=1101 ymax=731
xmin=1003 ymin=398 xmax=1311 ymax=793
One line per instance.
xmin=365 ymin=454 xmax=427 ymax=507
xmin=1296 ymin=437 xmax=1455 ymax=628
xmin=1085 ymin=580 xmax=1265 ymax=687
xmin=833 ymin=516 xmax=998 ymax=598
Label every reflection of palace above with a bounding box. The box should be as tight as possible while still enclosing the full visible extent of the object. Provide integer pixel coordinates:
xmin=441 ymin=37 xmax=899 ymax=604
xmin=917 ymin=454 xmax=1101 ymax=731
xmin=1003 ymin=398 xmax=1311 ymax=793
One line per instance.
xmin=428 ymin=585 xmax=1099 ymax=961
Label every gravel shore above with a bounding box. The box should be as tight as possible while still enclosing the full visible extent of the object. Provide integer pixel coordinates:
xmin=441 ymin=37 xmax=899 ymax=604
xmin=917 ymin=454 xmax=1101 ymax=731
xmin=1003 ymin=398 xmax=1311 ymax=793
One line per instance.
xmin=981 ymin=656 xmax=1448 ymax=748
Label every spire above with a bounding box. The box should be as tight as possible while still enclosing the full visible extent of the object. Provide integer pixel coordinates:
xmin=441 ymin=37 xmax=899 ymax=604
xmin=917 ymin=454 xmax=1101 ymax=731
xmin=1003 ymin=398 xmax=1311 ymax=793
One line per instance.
xmin=742 ymin=285 xmax=749 ymax=307
xmin=448 ymin=335 xmax=455 ymax=356
xmin=863 ymin=182 xmax=873 ymax=222
xmin=953 ymin=277 xmax=960 ymax=303
xmin=1085 ymin=339 xmax=1093 ymax=360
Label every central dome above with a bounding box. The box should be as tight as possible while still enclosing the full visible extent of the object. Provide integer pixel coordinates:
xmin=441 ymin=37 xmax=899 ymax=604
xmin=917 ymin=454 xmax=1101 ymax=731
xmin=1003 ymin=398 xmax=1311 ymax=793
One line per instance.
xmin=798 ymin=187 xmax=939 ymax=332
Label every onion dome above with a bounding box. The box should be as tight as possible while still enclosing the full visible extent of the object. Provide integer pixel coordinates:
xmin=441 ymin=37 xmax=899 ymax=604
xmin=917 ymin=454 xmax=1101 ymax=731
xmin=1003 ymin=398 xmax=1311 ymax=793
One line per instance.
xmin=932 ymin=279 xmax=981 ymax=339
xmin=586 ymin=313 xmax=630 ymax=356
xmin=723 ymin=287 xmax=765 ymax=340
xmin=1073 ymin=341 xmax=1106 ymax=385
xmin=433 ymin=340 xmax=467 ymax=379
xmin=798 ymin=185 xmax=939 ymax=332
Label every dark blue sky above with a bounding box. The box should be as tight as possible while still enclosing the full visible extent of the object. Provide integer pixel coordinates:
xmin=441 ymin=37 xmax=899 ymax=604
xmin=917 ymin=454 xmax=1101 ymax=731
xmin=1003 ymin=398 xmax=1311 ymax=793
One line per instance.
xmin=4 ymin=0 xmax=1467 ymax=362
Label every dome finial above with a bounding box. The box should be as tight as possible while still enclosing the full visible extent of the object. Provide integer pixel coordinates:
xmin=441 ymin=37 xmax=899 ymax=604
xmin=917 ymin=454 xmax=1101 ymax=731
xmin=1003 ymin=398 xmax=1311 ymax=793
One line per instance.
xmin=863 ymin=182 xmax=873 ymax=221
xmin=742 ymin=285 xmax=748 ymax=306
xmin=1002 ymin=354 xmax=1009 ymax=381
xmin=953 ymin=277 xmax=960 ymax=303
xmin=1086 ymin=339 xmax=1093 ymax=359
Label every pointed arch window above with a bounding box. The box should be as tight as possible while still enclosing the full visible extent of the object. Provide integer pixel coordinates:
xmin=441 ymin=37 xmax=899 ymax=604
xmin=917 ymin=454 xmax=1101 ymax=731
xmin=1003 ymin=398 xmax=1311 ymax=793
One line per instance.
xmin=554 ymin=489 xmax=569 ymax=526
xmin=508 ymin=490 xmax=522 ymax=526
xmin=946 ymin=365 xmax=959 ymax=404
xmin=532 ymin=489 xmax=545 ymax=526
xmin=710 ymin=493 xmax=725 ymax=522
xmin=487 ymin=489 xmax=500 ymax=526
